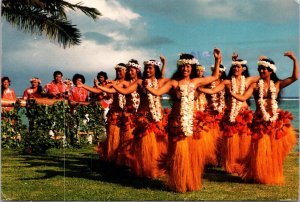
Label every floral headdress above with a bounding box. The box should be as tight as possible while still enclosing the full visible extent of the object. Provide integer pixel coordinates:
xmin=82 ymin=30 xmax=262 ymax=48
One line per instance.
xmin=232 ymin=60 xmax=247 ymax=70
xmin=115 ymin=64 xmax=127 ymax=71
xmin=211 ymin=65 xmax=226 ymax=72
xmin=30 ymin=77 xmax=41 ymax=83
xmin=64 ymin=79 xmax=73 ymax=85
xmin=196 ymin=65 xmax=205 ymax=71
xmin=144 ymin=60 xmax=161 ymax=67
xmin=177 ymin=55 xmax=199 ymax=66
xmin=257 ymin=60 xmax=277 ymax=72
xmin=127 ymin=62 xmax=142 ymax=71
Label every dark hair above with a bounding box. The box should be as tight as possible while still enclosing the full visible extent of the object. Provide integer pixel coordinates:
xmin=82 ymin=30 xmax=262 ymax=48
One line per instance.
xmin=115 ymin=63 xmax=127 ymax=80
xmin=227 ymin=59 xmax=250 ymax=79
xmin=72 ymin=73 xmax=85 ymax=84
xmin=53 ymin=70 xmax=63 ymax=78
xmin=97 ymin=71 xmax=108 ymax=80
xmin=171 ymin=54 xmax=198 ymax=80
xmin=142 ymin=60 xmax=162 ymax=79
xmin=1 ymin=76 xmax=11 ymax=97
xmin=258 ymin=58 xmax=281 ymax=103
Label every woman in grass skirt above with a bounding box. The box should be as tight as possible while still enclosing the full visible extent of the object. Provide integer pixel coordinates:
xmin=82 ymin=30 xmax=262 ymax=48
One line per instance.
xmin=146 ymin=48 xmax=221 ymax=192
xmin=230 ymin=51 xmax=298 ymax=185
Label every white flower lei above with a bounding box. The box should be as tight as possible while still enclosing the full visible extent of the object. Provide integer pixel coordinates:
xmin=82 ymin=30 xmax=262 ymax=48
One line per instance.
xmin=130 ymin=80 xmax=140 ymax=111
xmin=258 ymin=79 xmax=278 ymax=122
xmin=147 ymin=79 xmax=162 ymax=122
xmin=180 ymin=83 xmax=195 ymax=136
xmin=195 ymin=93 xmax=206 ymax=112
xmin=211 ymin=81 xmax=225 ymax=113
xmin=229 ymin=76 xmax=246 ymax=122
xmin=117 ymin=81 xmax=126 ymax=109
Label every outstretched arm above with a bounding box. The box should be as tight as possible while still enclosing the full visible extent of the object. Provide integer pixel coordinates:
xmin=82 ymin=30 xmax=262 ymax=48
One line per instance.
xmin=230 ymin=82 xmax=256 ymax=101
xmin=199 ymin=80 xmax=227 ymax=94
xmin=146 ymin=79 xmax=173 ymax=96
xmin=246 ymin=76 xmax=260 ymax=85
xmin=113 ymin=80 xmax=139 ymax=95
xmin=279 ymin=51 xmax=298 ymax=89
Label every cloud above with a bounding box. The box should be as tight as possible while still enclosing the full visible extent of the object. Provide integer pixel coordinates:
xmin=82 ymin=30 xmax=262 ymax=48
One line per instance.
xmin=131 ymin=36 xmax=174 ymax=47
xmin=83 ymin=32 xmax=113 ymax=44
xmin=66 ymin=0 xmax=140 ymax=26
xmin=123 ymin=0 xmax=298 ymax=23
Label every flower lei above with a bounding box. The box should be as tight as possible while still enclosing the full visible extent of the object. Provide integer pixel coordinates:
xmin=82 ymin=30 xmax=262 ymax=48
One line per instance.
xmin=258 ymin=79 xmax=278 ymax=122
xmin=147 ymin=79 xmax=162 ymax=122
xmin=229 ymin=76 xmax=246 ymax=122
xmin=180 ymin=83 xmax=195 ymax=136
xmin=211 ymin=81 xmax=225 ymax=113
xmin=117 ymin=81 xmax=126 ymax=109
xmin=195 ymin=93 xmax=206 ymax=112
xmin=130 ymin=80 xmax=140 ymax=111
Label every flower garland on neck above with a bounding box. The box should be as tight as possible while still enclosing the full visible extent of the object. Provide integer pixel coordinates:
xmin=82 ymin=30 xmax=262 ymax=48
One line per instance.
xmin=147 ymin=79 xmax=162 ymax=122
xmin=180 ymin=83 xmax=195 ymax=136
xmin=130 ymin=79 xmax=140 ymax=111
xmin=258 ymin=79 xmax=278 ymax=122
xmin=229 ymin=76 xmax=246 ymax=122
xmin=195 ymin=92 xmax=206 ymax=112
xmin=211 ymin=81 xmax=225 ymax=113
xmin=117 ymin=80 xmax=126 ymax=109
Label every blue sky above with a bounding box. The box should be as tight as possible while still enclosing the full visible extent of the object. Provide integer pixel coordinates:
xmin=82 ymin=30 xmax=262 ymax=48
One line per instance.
xmin=2 ymin=0 xmax=299 ymax=97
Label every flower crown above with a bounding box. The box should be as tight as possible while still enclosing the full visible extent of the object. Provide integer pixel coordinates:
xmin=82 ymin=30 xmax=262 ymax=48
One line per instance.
xmin=211 ymin=65 xmax=226 ymax=72
xmin=64 ymin=79 xmax=73 ymax=85
xmin=127 ymin=62 xmax=141 ymax=71
xmin=144 ymin=60 xmax=161 ymax=66
xmin=177 ymin=58 xmax=199 ymax=66
xmin=257 ymin=60 xmax=277 ymax=72
xmin=30 ymin=77 xmax=41 ymax=83
xmin=196 ymin=65 xmax=205 ymax=71
xmin=115 ymin=64 xmax=127 ymax=71
xmin=232 ymin=60 xmax=247 ymax=66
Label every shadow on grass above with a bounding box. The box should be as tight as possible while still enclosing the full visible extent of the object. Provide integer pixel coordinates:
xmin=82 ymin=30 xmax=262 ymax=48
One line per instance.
xmin=203 ymin=165 xmax=245 ymax=183
xmin=17 ymin=151 xmax=166 ymax=191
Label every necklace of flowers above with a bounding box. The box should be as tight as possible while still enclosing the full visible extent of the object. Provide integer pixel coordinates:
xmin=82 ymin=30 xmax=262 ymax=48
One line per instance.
xmin=180 ymin=83 xmax=195 ymax=136
xmin=130 ymin=79 xmax=140 ymax=111
xmin=117 ymin=80 xmax=126 ymax=109
xmin=211 ymin=81 xmax=225 ymax=113
xmin=258 ymin=79 xmax=278 ymax=122
xmin=147 ymin=79 xmax=162 ymax=122
xmin=196 ymin=92 xmax=206 ymax=112
xmin=229 ymin=76 xmax=246 ymax=122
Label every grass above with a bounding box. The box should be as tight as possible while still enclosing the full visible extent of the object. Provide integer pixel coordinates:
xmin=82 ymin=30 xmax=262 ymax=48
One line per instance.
xmin=1 ymin=145 xmax=299 ymax=201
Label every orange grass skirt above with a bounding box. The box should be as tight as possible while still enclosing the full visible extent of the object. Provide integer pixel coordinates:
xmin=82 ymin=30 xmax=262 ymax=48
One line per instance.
xmin=239 ymin=110 xmax=297 ymax=185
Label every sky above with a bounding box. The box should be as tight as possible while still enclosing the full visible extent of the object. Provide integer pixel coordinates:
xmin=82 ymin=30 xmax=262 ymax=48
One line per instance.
xmin=2 ymin=0 xmax=300 ymax=97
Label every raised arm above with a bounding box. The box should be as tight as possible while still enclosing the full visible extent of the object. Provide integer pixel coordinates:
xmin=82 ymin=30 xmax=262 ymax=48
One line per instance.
xmin=194 ymin=47 xmax=221 ymax=87
xmin=113 ymin=80 xmax=139 ymax=95
xmin=146 ymin=79 xmax=173 ymax=96
xmin=279 ymin=51 xmax=298 ymax=89
xmin=160 ymin=55 xmax=167 ymax=78
xmin=199 ymin=80 xmax=228 ymax=94
xmin=246 ymin=76 xmax=260 ymax=85
xmin=230 ymin=82 xmax=256 ymax=101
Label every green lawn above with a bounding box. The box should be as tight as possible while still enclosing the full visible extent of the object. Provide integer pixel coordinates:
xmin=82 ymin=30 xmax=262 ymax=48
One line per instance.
xmin=1 ymin=146 xmax=298 ymax=201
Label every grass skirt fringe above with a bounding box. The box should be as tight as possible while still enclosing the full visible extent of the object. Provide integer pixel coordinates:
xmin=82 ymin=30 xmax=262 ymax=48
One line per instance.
xmin=167 ymin=135 xmax=205 ymax=192
xmin=240 ymin=113 xmax=297 ymax=185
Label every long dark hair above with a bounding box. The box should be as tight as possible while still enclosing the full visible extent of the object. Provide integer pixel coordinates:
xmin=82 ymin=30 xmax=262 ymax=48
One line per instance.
xmin=126 ymin=59 xmax=142 ymax=80
xmin=171 ymin=53 xmax=198 ymax=80
xmin=1 ymin=76 xmax=11 ymax=97
xmin=259 ymin=58 xmax=281 ymax=103
xmin=142 ymin=60 xmax=162 ymax=79
xmin=227 ymin=59 xmax=250 ymax=79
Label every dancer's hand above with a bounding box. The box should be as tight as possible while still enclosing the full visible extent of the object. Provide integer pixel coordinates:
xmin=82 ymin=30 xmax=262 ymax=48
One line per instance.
xmin=232 ymin=52 xmax=238 ymax=61
xmin=284 ymin=51 xmax=296 ymax=60
xmin=258 ymin=55 xmax=268 ymax=61
xmin=214 ymin=48 xmax=222 ymax=61
xmin=160 ymin=55 xmax=166 ymax=64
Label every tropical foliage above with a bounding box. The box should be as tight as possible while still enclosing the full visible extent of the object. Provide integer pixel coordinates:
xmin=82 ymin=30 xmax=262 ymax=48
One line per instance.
xmin=1 ymin=0 xmax=101 ymax=48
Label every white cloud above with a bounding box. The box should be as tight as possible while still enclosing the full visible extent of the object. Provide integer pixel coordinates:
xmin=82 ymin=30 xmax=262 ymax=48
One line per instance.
xmin=66 ymin=0 xmax=140 ymax=26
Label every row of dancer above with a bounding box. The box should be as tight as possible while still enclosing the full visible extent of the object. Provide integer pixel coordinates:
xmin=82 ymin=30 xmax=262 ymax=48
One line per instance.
xmin=78 ymin=48 xmax=298 ymax=193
